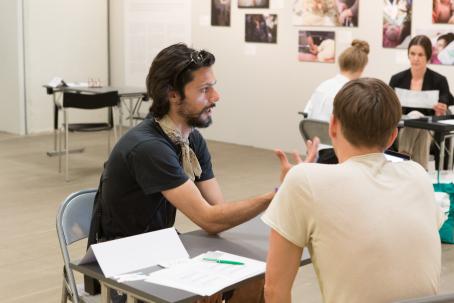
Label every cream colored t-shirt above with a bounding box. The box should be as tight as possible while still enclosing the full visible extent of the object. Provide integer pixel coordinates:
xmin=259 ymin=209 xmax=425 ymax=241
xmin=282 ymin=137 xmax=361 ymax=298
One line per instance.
xmin=262 ymin=153 xmax=444 ymax=303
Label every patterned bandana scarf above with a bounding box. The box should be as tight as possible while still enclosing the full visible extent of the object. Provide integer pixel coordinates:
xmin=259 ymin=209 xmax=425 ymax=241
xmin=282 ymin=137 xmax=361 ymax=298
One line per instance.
xmin=156 ymin=115 xmax=202 ymax=181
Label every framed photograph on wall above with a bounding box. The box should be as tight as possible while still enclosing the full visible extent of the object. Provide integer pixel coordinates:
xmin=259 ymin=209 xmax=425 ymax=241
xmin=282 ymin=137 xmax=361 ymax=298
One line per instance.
xmin=298 ymin=30 xmax=336 ymax=63
xmin=432 ymin=0 xmax=454 ymax=23
xmin=245 ymin=14 xmax=278 ymax=43
xmin=292 ymin=0 xmax=359 ymax=27
xmin=416 ymin=29 xmax=454 ymax=65
xmin=383 ymin=0 xmax=412 ymax=49
xmin=211 ymin=0 xmax=231 ymax=26
xmin=238 ymin=0 xmax=269 ymax=8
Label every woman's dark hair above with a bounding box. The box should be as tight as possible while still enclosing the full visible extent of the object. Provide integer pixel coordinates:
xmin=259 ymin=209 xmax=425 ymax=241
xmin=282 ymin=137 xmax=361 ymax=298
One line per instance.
xmin=438 ymin=33 xmax=454 ymax=46
xmin=146 ymin=43 xmax=215 ymax=118
xmin=408 ymin=35 xmax=432 ymax=60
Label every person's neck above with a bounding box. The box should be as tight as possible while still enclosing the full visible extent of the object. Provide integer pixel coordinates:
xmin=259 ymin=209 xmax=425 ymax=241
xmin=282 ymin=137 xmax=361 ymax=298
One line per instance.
xmin=411 ymin=66 xmax=426 ymax=80
xmin=340 ymin=70 xmax=360 ymax=80
xmin=335 ymin=143 xmax=382 ymax=163
xmin=167 ymin=112 xmax=192 ymax=139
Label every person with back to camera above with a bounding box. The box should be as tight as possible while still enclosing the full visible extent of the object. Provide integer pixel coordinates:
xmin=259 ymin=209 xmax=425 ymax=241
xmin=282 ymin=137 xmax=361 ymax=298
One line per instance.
xmin=389 ymin=35 xmax=451 ymax=169
xmin=264 ymin=78 xmax=445 ymax=303
xmin=86 ymin=43 xmax=319 ymax=303
xmin=304 ymin=39 xmax=369 ymax=163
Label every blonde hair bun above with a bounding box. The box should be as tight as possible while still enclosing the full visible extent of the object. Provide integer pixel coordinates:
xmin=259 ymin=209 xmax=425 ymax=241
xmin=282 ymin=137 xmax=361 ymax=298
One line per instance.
xmin=351 ymin=39 xmax=370 ymax=54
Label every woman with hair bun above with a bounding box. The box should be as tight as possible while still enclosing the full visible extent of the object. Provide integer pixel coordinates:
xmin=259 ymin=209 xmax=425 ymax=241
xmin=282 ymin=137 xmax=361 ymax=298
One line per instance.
xmin=304 ymin=39 xmax=369 ymax=163
xmin=305 ymin=39 xmax=369 ymax=121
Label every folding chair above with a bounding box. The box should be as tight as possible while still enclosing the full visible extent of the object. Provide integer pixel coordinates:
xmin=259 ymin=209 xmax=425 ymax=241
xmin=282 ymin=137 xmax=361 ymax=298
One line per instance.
xmin=394 ymin=292 xmax=454 ymax=303
xmin=56 ymin=189 xmax=99 ymax=303
xmin=299 ymin=118 xmax=332 ymax=146
xmin=58 ymin=91 xmax=120 ymax=181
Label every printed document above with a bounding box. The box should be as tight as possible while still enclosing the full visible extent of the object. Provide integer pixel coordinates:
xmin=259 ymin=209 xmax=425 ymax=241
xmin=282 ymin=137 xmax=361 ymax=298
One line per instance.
xmin=145 ymin=251 xmax=265 ymax=296
xmin=79 ymin=227 xmax=189 ymax=277
xmin=395 ymin=88 xmax=439 ymax=109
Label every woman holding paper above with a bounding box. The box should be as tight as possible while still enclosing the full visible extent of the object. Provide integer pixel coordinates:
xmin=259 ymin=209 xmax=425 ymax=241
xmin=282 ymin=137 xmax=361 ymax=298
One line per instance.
xmin=389 ymin=35 xmax=450 ymax=116
xmin=389 ymin=34 xmax=452 ymax=168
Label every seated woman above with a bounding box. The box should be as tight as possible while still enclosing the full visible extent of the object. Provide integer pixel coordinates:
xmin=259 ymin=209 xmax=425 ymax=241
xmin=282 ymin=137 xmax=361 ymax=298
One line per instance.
xmin=389 ymin=35 xmax=451 ymax=169
xmin=304 ymin=39 xmax=369 ymax=163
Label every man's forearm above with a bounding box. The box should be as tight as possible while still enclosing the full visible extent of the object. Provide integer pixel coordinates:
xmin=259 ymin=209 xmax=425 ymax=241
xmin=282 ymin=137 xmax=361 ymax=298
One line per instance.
xmin=203 ymin=192 xmax=274 ymax=234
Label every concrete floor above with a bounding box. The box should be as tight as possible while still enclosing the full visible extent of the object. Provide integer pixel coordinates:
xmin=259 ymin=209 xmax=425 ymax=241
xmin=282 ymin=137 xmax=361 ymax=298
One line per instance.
xmin=0 ymin=131 xmax=453 ymax=303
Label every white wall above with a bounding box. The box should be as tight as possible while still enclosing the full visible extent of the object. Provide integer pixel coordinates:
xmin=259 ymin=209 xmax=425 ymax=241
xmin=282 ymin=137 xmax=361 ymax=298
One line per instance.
xmin=110 ymin=1 xmax=454 ymax=153
xmin=191 ymin=0 xmax=454 ymax=153
xmin=23 ymin=0 xmax=108 ymax=133
xmin=0 ymin=1 xmax=25 ymax=134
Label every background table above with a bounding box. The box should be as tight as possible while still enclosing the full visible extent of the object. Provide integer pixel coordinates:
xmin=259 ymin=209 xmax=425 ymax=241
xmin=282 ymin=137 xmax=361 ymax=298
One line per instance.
xmin=44 ymin=85 xmax=147 ymax=156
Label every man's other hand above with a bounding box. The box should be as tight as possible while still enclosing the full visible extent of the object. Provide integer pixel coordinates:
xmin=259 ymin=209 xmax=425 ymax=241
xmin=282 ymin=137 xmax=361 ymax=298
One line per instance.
xmin=275 ymin=137 xmax=319 ymax=183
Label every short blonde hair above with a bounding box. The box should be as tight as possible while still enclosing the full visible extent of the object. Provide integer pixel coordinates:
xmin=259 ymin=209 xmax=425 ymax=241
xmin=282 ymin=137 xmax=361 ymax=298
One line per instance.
xmin=338 ymin=39 xmax=369 ymax=73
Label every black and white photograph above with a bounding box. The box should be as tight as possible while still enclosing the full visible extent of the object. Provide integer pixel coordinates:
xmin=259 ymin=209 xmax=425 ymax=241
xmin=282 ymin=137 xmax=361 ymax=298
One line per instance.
xmin=211 ymin=0 xmax=231 ymax=26
xmin=238 ymin=0 xmax=270 ymax=8
xmin=245 ymin=14 xmax=278 ymax=43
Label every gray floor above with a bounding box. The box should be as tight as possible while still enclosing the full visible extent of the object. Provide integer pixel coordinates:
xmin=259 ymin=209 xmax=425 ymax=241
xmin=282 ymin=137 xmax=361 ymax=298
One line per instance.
xmin=0 ymin=131 xmax=453 ymax=303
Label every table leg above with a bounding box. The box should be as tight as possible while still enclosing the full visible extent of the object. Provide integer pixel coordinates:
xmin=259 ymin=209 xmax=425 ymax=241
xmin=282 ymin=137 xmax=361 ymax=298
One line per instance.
xmin=100 ymin=283 xmax=111 ymax=303
xmin=46 ymin=92 xmax=85 ymax=157
xmin=129 ymin=98 xmax=134 ymax=128
xmin=449 ymin=135 xmax=454 ymax=170
xmin=118 ymin=101 xmax=124 ymax=137
xmin=439 ymin=138 xmax=446 ymax=172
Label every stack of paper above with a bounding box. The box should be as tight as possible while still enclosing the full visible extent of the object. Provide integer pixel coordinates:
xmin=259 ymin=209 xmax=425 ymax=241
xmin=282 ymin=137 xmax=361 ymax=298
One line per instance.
xmin=395 ymin=88 xmax=439 ymax=109
xmin=79 ymin=227 xmax=189 ymax=277
xmin=145 ymin=251 xmax=265 ymax=296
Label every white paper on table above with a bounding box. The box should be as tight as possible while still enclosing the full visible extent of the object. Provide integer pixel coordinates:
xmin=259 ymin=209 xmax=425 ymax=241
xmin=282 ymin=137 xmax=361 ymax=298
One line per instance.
xmin=395 ymin=88 xmax=439 ymax=109
xmin=144 ymin=251 xmax=265 ymax=296
xmin=438 ymin=119 xmax=454 ymax=125
xmin=79 ymin=227 xmax=189 ymax=278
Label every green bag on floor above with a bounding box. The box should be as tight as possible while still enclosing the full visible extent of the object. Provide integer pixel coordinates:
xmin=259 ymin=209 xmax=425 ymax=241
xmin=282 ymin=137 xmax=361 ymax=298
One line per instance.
xmin=433 ymin=183 xmax=454 ymax=244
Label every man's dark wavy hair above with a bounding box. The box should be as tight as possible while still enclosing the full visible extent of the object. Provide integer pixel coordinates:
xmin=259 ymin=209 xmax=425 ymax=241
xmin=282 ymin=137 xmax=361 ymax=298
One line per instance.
xmin=146 ymin=43 xmax=215 ymax=118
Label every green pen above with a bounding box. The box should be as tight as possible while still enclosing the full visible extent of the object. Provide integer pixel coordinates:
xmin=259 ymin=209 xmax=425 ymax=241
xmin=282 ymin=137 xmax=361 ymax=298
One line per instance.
xmin=202 ymin=258 xmax=245 ymax=265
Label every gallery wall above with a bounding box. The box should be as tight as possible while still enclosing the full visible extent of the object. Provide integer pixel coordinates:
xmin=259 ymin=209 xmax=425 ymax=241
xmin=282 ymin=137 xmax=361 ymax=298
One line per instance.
xmin=191 ymin=0 xmax=454 ymax=153
xmin=23 ymin=0 xmax=109 ymax=133
xmin=0 ymin=1 xmax=25 ymax=134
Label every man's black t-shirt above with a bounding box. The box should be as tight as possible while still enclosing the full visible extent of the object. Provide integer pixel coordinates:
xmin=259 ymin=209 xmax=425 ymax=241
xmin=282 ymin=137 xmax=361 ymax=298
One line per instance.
xmin=98 ymin=116 xmax=214 ymax=239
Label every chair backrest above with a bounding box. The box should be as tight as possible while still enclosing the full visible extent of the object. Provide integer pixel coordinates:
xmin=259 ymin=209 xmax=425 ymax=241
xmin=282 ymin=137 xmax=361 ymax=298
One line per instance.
xmin=63 ymin=91 xmax=119 ymax=110
xmin=56 ymin=189 xmax=97 ymax=302
xmin=57 ymin=189 xmax=96 ymax=245
xmin=394 ymin=293 xmax=454 ymax=303
xmin=299 ymin=118 xmax=332 ymax=146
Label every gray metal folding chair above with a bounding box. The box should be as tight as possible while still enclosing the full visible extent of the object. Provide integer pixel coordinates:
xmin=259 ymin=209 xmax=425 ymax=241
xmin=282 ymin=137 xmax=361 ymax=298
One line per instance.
xmin=299 ymin=118 xmax=332 ymax=146
xmin=56 ymin=189 xmax=99 ymax=303
xmin=394 ymin=293 xmax=454 ymax=303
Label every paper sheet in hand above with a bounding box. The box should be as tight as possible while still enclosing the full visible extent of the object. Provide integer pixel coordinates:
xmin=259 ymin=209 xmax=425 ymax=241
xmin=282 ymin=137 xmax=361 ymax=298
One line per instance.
xmin=79 ymin=227 xmax=189 ymax=277
xmin=144 ymin=251 xmax=265 ymax=296
xmin=395 ymin=88 xmax=439 ymax=109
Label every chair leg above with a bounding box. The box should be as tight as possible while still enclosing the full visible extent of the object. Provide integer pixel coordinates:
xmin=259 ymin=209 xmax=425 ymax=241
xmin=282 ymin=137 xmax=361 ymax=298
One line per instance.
xmin=58 ymin=125 xmax=62 ymax=173
xmin=61 ymin=278 xmax=69 ymax=303
xmin=64 ymin=109 xmax=69 ymax=182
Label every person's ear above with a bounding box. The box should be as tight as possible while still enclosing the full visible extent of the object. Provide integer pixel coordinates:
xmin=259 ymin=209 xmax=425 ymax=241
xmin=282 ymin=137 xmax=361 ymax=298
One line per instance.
xmin=386 ymin=128 xmax=398 ymax=149
xmin=168 ymin=89 xmax=180 ymax=104
xmin=329 ymin=114 xmax=337 ymax=140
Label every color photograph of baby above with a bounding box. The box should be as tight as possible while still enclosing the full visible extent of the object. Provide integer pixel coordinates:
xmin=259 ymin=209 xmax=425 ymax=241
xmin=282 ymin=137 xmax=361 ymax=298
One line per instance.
xmin=298 ymin=30 xmax=336 ymax=63
xmin=383 ymin=0 xmax=412 ymax=49
xmin=211 ymin=0 xmax=231 ymax=26
xmin=433 ymin=0 xmax=454 ymax=23
xmin=238 ymin=0 xmax=269 ymax=8
xmin=292 ymin=0 xmax=359 ymax=27
xmin=245 ymin=14 xmax=277 ymax=43
xmin=417 ymin=29 xmax=454 ymax=65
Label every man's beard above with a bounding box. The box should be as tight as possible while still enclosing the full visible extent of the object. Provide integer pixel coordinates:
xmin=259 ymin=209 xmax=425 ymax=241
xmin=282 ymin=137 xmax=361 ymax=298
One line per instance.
xmin=179 ymin=104 xmax=215 ymax=128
